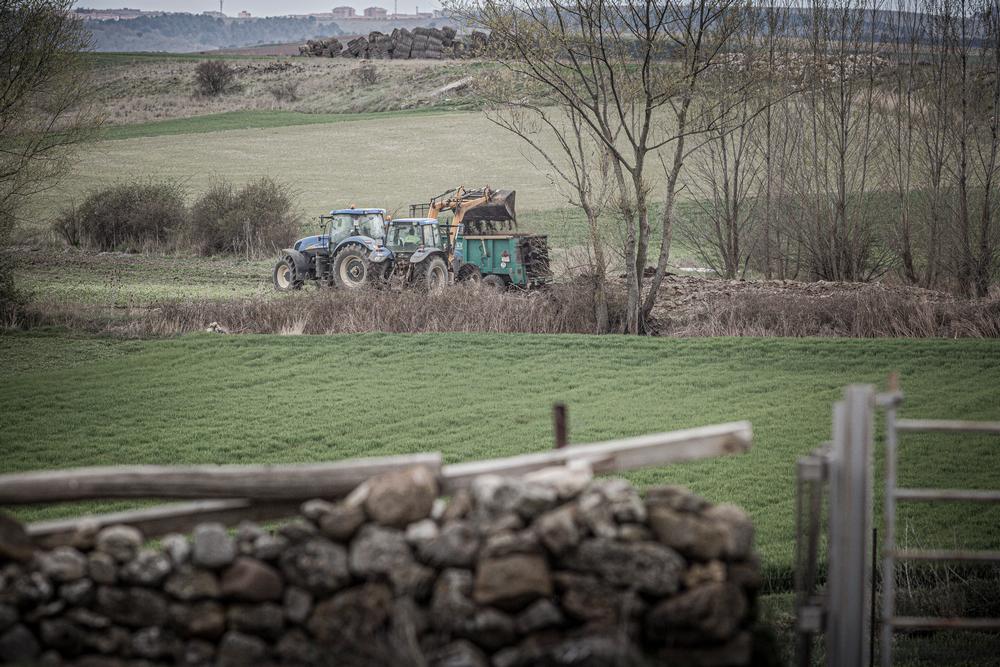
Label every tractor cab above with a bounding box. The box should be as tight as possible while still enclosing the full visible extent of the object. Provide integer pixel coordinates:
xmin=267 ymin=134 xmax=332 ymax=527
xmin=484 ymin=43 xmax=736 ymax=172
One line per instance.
xmin=369 ymin=218 xmax=449 ymax=290
xmin=292 ymin=208 xmax=386 ymax=254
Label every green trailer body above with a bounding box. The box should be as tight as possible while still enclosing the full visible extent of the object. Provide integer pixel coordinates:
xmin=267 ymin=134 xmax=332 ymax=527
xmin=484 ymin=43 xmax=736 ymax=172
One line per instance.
xmin=455 ymin=232 xmax=551 ymax=288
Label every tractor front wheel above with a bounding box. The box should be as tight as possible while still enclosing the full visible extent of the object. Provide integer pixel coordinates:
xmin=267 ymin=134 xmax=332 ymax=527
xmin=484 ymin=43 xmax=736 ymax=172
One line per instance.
xmin=332 ymin=246 xmax=370 ymax=290
xmin=417 ymin=257 xmax=449 ymax=292
xmin=273 ymin=258 xmax=302 ymax=292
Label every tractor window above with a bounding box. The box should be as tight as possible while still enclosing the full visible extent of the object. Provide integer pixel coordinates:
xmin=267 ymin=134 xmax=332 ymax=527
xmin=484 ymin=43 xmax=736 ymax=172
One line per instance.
xmin=358 ymin=214 xmax=385 ymax=241
xmin=391 ymin=223 xmax=421 ymax=250
xmin=327 ymin=215 xmax=355 ymax=239
xmin=421 ymin=224 xmax=439 ymax=249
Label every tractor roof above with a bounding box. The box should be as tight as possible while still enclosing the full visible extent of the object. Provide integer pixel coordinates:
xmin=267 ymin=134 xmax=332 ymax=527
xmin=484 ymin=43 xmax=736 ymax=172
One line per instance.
xmin=328 ymin=208 xmax=386 ymax=216
xmin=389 ymin=217 xmax=437 ymax=225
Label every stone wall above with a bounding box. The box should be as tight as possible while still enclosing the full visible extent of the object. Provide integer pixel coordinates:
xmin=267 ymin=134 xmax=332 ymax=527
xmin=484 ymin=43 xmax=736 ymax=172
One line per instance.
xmin=0 ymin=463 xmax=763 ymax=666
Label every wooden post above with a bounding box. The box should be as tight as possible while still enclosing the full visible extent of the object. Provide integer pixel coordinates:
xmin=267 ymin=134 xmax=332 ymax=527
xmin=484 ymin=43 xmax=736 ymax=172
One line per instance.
xmin=553 ymin=403 xmax=568 ymax=449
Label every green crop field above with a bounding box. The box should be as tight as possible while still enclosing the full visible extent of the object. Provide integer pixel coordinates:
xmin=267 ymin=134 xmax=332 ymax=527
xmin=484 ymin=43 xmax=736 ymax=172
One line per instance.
xmin=2 ymin=332 xmax=998 ymax=585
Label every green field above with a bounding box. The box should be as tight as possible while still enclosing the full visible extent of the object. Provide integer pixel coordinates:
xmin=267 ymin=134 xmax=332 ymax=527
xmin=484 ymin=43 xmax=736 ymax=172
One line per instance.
xmin=2 ymin=332 xmax=998 ymax=584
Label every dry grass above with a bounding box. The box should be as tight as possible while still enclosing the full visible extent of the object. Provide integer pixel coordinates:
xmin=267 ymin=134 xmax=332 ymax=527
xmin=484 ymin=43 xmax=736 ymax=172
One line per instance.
xmin=128 ymin=282 xmax=622 ymax=337
xmin=663 ymin=288 xmax=1000 ymax=338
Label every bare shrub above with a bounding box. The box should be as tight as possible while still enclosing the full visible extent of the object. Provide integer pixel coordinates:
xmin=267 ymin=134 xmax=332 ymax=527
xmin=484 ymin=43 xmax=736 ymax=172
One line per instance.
xmin=194 ymin=60 xmax=237 ymax=97
xmin=131 ymin=281 xmax=625 ymax=337
xmin=52 ymin=181 xmax=188 ymax=252
xmin=354 ymin=63 xmax=379 ymax=86
xmin=268 ymin=80 xmax=300 ymax=103
xmin=664 ymin=289 xmax=1000 ymax=338
xmin=187 ymin=177 xmax=301 ymax=258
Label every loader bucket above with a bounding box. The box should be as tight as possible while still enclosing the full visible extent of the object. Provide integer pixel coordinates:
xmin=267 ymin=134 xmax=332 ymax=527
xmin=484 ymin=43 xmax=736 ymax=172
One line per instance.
xmin=462 ymin=189 xmax=516 ymax=223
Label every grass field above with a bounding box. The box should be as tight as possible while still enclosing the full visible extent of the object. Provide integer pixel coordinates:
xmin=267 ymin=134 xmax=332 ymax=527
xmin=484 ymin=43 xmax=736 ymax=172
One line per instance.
xmin=2 ymin=332 xmax=998 ymax=584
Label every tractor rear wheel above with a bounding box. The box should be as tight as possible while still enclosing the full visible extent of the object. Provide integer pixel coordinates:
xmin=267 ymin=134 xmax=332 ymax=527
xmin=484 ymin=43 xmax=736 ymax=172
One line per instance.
xmin=273 ymin=258 xmax=302 ymax=292
xmin=332 ymin=246 xmax=370 ymax=290
xmin=417 ymin=256 xmax=449 ymax=292
xmin=482 ymin=274 xmax=506 ymax=290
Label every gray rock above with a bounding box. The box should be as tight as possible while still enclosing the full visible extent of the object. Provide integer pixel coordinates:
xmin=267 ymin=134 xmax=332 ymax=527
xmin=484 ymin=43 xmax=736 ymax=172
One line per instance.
xmin=523 ymin=463 xmax=593 ymax=500
xmin=120 ymin=548 xmax=172 ymax=586
xmin=406 ymin=518 xmax=439 ymax=544
xmin=96 ymin=585 xmax=169 ymax=627
xmin=430 ymin=568 xmax=476 ymax=633
xmin=390 ymin=561 xmax=436 ymax=599
xmin=472 ymin=475 xmax=558 ymax=521
xmin=0 ymin=604 xmax=16 ymax=632
xmin=13 ymin=571 xmax=52 ymax=606
xmin=81 ymin=624 xmax=129 ymax=655
xmin=227 ymin=602 xmax=284 ymax=640
xmin=235 ymin=520 xmax=266 ymax=543
xmin=132 ymin=626 xmax=177 ymax=659
xmin=348 ymin=525 xmax=412 ymax=577
xmin=179 ymin=638 xmax=215 ymax=666
xmin=418 ymin=521 xmax=480 ymax=567
xmin=481 ymin=530 xmax=541 ymax=558
xmin=431 ymin=498 xmax=448 ymax=522
xmin=39 ymin=618 xmax=84 ymax=656
xmin=554 ymin=571 xmax=646 ymax=629
xmin=301 ymin=499 xmax=337 ymax=522
xmin=364 ymin=465 xmax=439 ymax=528
xmin=59 ymin=578 xmax=95 ymax=606
xmin=563 ymin=538 xmax=684 ymax=596
xmin=275 ymin=628 xmax=321 ymax=665
xmin=191 ymin=523 xmax=236 ymax=569
xmin=279 ymin=518 xmax=319 ymax=543
xmin=221 ymin=557 xmax=283 ymax=602
xmin=0 ymin=624 xmax=39 ymax=663
xmin=684 ymin=560 xmax=727 ymax=589
xmin=577 ymin=479 xmax=645 ymax=538
xmin=170 ymin=600 xmax=226 ymax=639
xmin=515 ymin=599 xmax=564 ymax=633
xmin=0 ymin=514 xmax=34 ymax=563
xmin=283 ymin=586 xmax=312 ymax=624
xmin=317 ymin=502 xmax=366 ymax=542
xmin=534 ymin=504 xmax=580 ymax=556
xmin=441 ymin=488 xmax=473 ymax=521
xmin=704 ymin=504 xmax=755 ymax=560
xmin=728 ymin=558 xmax=762 ymax=593
xmin=473 ymin=554 xmax=552 ymax=611
xmin=164 ymin=566 xmax=220 ymax=600
xmin=252 ymin=533 xmax=289 ymax=561
xmin=657 ymin=631 xmax=753 ymax=666
xmin=646 ymin=485 xmax=710 ymax=513
xmin=307 ymin=583 xmax=392 ymax=646
xmin=217 ymin=631 xmax=267 ymax=667
xmin=430 ymin=639 xmax=489 ymax=667
xmin=644 ymin=582 xmax=748 ymax=643
xmin=66 ymin=607 xmax=110 ymax=629
xmin=22 ymin=598 xmax=63 ymax=623
xmin=95 ymin=525 xmax=143 ymax=563
xmin=161 ymin=534 xmax=191 ymax=566
xmin=617 ymin=523 xmax=653 ymax=542
xmin=280 ymin=537 xmax=350 ymax=594
xmin=37 ymin=546 xmax=87 ymax=582
xmin=462 ymin=607 xmax=515 ymax=651
xmin=87 ymin=551 xmax=117 ymax=585
xmin=477 ymin=512 xmax=525 ymax=536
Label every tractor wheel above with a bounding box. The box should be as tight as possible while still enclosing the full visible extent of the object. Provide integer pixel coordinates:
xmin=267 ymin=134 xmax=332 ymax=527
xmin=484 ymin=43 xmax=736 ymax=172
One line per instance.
xmin=482 ymin=274 xmax=506 ymax=290
xmin=332 ymin=245 xmax=370 ymax=290
xmin=273 ymin=258 xmax=302 ymax=292
xmin=456 ymin=264 xmax=482 ymax=283
xmin=416 ymin=256 xmax=449 ymax=292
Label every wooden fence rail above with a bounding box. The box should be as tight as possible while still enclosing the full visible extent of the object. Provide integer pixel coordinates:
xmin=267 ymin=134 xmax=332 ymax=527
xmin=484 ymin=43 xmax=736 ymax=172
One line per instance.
xmin=6 ymin=421 xmax=753 ymax=548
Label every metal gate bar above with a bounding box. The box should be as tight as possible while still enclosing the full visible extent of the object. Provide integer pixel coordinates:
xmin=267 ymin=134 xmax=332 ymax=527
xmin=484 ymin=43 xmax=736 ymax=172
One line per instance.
xmin=881 ymin=412 xmax=1000 ymax=666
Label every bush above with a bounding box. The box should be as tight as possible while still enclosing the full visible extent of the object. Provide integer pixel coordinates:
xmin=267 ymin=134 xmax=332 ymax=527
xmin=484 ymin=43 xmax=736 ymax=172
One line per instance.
xmin=268 ymin=80 xmax=300 ymax=102
xmin=188 ymin=177 xmax=301 ymax=258
xmin=52 ymin=181 xmax=188 ymax=252
xmin=194 ymin=60 xmax=237 ymax=97
xmin=354 ymin=63 xmax=379 ymax=86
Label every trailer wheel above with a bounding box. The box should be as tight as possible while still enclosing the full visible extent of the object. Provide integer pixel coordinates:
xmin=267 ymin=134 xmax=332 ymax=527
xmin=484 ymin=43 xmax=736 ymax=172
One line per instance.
xmin=417 ymin=256 xmax=449 ymax=292
xmin=457 ymin=264 xmax=482 ymax=283
xmin=273 ymin=258 xmax=302 ymax=292
xmin=333 ymin=246 xmax=369 ymax=290
xmin=482 ymin=275 xmax=506 ymax=290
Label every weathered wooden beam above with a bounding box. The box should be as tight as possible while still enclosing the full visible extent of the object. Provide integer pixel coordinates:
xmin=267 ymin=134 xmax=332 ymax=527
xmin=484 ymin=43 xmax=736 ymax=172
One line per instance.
xmin=895 ymin=419 xmax=1000 ymax=434
xmin=441 ymin=421 xmax=752 ymax=493
xmin=27 ymin=499 xmax=301 ymax=549
xmin=0 ymin=454 xmax=443 ymax=505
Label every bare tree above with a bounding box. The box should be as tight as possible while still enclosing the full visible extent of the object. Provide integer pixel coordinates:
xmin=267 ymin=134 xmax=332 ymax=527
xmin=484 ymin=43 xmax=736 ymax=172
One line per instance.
xmin=451 ymin=0 xmax=748 ymax=332
xmin=1 ymin=0 xmax=97 ymax=245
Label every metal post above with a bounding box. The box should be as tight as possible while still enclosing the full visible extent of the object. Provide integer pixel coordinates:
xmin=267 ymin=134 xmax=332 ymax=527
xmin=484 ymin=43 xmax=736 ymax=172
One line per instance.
xmin=553 ymin=403 xmax=568 ymax=449
xmin=881 ymin=401 xmax=898 ymax=667
xmin=828 ymin=385 xmax=875 ymax=667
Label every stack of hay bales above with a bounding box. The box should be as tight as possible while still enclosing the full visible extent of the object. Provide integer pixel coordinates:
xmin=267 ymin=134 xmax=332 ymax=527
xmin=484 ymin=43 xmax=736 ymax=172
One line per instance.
xmin=298 ymin=38 xmax=343 ymax=57
xmin=301 ymin=27 xmax=493 ymax=60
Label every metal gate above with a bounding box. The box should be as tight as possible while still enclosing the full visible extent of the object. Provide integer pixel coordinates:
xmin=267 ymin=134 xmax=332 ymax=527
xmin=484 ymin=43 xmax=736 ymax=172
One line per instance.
xmin=795 ymin=382 xmax=1000 ymax=666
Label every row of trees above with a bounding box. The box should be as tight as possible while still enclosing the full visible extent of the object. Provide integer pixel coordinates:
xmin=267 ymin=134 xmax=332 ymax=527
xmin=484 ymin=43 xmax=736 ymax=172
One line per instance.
xmin=459 ymin=0 xmax=1000 ymax=332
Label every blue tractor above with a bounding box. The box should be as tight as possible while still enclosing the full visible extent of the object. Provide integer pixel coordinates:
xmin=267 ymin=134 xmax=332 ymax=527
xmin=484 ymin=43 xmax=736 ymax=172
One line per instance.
xmin=273 ymin=208 xmax=387 ymax=291
xmin=367 ymin=218 xmax=451 ymax=290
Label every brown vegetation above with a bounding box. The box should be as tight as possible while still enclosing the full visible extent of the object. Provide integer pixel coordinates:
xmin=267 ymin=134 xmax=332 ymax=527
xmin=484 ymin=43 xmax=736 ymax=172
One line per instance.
xmin=194 ymin=60 xmax=238 ymax=97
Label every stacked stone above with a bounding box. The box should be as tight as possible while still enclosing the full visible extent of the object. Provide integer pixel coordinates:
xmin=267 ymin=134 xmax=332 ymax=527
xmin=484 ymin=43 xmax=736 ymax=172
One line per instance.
xmin=0 ymin=465 xmax=762 ymax=666
xmin=298 ymin=38 xmax=343 ymax=57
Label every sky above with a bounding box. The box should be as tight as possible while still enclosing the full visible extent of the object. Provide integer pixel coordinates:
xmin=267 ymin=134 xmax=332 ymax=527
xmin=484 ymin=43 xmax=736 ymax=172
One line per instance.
xmin=78 ymin=0 xmax=442 ymax=16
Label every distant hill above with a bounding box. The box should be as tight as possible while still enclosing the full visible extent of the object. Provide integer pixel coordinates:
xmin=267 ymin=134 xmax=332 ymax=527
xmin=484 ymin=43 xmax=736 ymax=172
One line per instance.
xmin=84 ymin=13 xmax=344 ymax=52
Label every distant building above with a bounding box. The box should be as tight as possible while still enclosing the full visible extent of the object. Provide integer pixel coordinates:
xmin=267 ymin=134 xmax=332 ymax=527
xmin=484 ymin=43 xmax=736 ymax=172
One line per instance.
xmin=238 ymin=10 xmax=251 ymax=17
xmin=332 ymin=5 xmax=355 ymax=17
xmin=363 ymin=6 xmax=387 ymax=18
xmin=202 ymin=10 xmax=225 ymax=17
